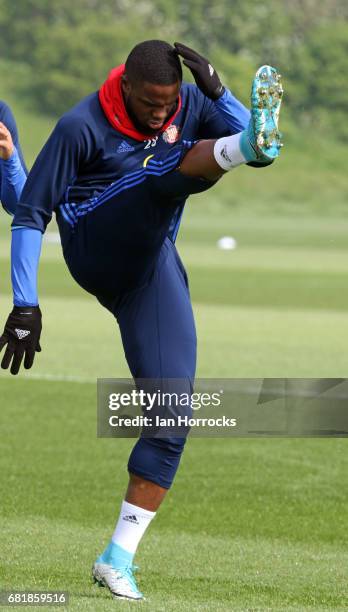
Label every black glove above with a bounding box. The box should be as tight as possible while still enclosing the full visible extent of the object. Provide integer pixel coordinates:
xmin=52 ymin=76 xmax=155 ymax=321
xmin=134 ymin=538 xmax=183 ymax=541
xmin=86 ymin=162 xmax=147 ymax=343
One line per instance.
xmin=174 ymin=42 xmax=225 ymax=100
xmin=0 ymin=306 xmax=42 ymax=375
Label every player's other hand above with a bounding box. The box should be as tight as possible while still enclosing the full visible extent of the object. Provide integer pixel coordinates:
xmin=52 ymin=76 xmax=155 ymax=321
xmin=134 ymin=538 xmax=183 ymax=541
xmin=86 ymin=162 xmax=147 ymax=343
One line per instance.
xmin=0 ymin=306 xmax=42 ymax=375
xmin=0 ymin=122 xmax=14 ymax=160
xmin=174 ymin=42 xmax=225 ymax=100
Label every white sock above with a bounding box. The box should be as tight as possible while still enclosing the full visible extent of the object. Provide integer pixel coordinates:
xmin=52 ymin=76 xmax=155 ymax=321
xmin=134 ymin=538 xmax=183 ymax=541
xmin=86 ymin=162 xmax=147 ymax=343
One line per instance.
xmin=213 ymin=133 xmax=247 ymax=170
xmin=111 ymin=500 xmax=156 ymax=554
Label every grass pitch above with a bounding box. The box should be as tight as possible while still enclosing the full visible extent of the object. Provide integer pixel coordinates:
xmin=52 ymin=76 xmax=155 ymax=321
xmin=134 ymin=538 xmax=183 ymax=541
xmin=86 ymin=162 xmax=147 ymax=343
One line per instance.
xmin=1 ymin=208 xmax=348 ymax=611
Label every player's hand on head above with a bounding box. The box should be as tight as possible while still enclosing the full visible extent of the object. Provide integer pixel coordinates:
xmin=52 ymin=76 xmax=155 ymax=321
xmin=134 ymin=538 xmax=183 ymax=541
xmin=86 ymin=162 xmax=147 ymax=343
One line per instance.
xmin=0 ymin=121 xmax=14 ymax=160
xmin=174 ymin=42 xmax=225 ymax=100
xmin=0 ymin=306 xmax=42 ymax=375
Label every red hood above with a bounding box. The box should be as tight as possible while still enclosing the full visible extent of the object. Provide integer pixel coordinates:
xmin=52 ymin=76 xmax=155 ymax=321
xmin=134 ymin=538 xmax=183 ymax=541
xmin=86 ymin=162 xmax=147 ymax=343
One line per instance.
xmin=99 ymin=64 xmax=182 ymax=141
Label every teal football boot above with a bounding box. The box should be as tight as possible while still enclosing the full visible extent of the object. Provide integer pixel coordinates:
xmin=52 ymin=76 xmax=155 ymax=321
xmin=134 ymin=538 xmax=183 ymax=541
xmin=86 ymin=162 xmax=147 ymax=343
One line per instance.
xmin=92 ymin=542 xmax=143 ymax=601
xmin=92 ymin=561 xmax=144 ymax=601
xmin=240 ymin=65 xmax=283 ymax=163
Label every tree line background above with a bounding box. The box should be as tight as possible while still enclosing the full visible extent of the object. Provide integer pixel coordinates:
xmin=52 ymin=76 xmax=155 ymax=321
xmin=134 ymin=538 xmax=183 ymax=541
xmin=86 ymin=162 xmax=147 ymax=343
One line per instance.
xmin=0 ymin=0 xmax=347 ymax=139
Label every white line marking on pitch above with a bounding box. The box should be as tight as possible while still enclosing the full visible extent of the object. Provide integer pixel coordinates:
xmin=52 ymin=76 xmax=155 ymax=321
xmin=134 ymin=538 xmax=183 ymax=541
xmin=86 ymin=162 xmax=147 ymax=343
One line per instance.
xmin=0 ymin=372 xmax=94 ymax=384
xmin=1 ymin=374 xmax=348 ymax=400
xmin=44 ymin=232 xmax=61 ymax=244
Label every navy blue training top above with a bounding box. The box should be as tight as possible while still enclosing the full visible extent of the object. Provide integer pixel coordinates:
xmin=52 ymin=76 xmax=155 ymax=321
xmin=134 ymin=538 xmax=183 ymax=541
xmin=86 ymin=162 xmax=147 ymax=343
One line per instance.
xmin=13 ymin=83 xmax=249 ymax=234
xmin=10 ymin=84 xmax=250 ymax=306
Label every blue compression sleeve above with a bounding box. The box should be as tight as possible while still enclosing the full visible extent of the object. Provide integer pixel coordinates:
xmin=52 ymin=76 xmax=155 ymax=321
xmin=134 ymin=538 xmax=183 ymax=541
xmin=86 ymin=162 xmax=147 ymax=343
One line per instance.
xmin=0 ymin=147 xmax=27 ymax=215
xmin=215 ymin=88 xmax=250 ymax=133
xmin=11 ymin=226 xmax=42 ymax=306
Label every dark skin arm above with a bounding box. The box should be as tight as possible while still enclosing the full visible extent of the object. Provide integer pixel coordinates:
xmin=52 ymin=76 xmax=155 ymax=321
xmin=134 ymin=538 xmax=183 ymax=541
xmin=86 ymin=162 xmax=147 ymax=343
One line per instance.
xmin=0 ymin=122 xmax=14 ymax=160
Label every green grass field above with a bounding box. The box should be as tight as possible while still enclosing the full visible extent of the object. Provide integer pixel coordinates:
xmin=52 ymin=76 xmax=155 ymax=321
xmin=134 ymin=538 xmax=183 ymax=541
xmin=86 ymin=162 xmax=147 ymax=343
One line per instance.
xmin=1 ymin=208 xmax=348 ymax=611
xmin=1 ymin=65 xmax=348 ymax=610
